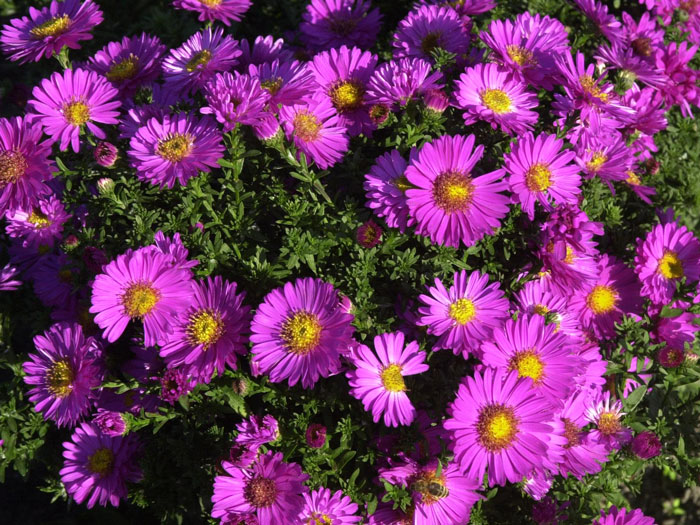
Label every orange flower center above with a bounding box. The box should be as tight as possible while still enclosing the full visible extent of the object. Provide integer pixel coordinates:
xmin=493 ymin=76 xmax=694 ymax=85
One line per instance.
xmin=477 ymin=404 xmax=519 ymax=452
xmin=293 ymin=111 xmax=322 ymax=142
xmin=0 ymin=149 xmax=28 ymax=186
xmin=281 ymin=311 xmax=322 ymax=355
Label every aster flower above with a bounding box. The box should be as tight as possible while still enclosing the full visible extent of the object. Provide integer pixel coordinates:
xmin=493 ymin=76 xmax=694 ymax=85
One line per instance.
xmin=94 ymin=141 xmax=119 ymax=168
xmin=90 ymin=247 xmax=193 ymax=346
xmin=423 ymin=88 xmax=449 ymax=112
xmin=417 ymin=269 xmax=509 ymax=358
xmin=249 ymin=277 xmax=354 ymax=388
xmin=405 ymin=134 xmax=510 ymax=249
xmin=369 ymin=502 xmax=415 ymax=524
xmin=393 ymin=5 xmax=469 ymax=63
xmin=5 ymin=194 xmax=70 ymax=248
xmin=631 ymin=431 xmax=661 ymax=459
xmin=572 ymin=0 xmax=623 ymax=45
xmin=279 ymin=97 xmax=349 ymax=170
xmin=585 ymin=391 xmax=632 ymax=452
xmin=658 ymin=346 xmax=685 ymax=368
xmin=159 ymin=368 xmax=194 ymax=405
xmin=444 ymin=367 xmax=554 ymax=487
xmin=299 ymin=0 xmax=382 ymax=51
xmin=0 ymin=263 xmax=21 ymax=291
xmin=346 ymin=331 xmax=428 ymax=427
xmin=162 ymin=27 xmax=241 ymax=96
xmin=27 ymin=68 xmax=121 ymax=153
xmin=150 ymin=230 xmax=198 ymax=273
xmin=32 ymin=252 xmax=79 ymax=309
xmin=635 ymin=220 xmax=700 ymax=305
xmin=655 ymin=42 xmax=700 ymax=118
xmin=532 ymin=496 xmax=570 ymax=524
xmin=235 ymin=415 xmax=279 ymax=449
xmin=305 ymin=423 xmax=327 ymax=448
xmin=92 ymin=410 xmax=127 ymax=437
xmin=516 ymin=12 xmax=570 ymax=52
xmin=575 ymin=130 xmax=633 ymax=185
xmin=523 ymin=470 xmax=553 ymax=501
xmin=212 ymin=451 xmax=309 ymax=524
xmin=298 ymin=487 xmax=360 ymax=525
xmin=356 ymin=220 xmax=382 ymax=248
xmin=1 ymin=0 xmax=103 ymax=64
xmin=129 ymin=113 xmax=224 ymax=189
xmin=513 ymin=280 xmax=582 ymax=340
xmin=595 ymin=43 xmax=667 ymax=89
xmin=173 ymin=0 xmax=251 ymax=26
xmin=366 ymin=58 xmax=444 ymax=109
xmin=593 ymin=506 xmax=655 ymax=525
xmin=60 ymin=422 xmax=142 ymax=508
xmin=238 ymin=35 xmax=293 ymax=67
xmin=249 ymin=59 xmax=315 ymax=110
xmin=202 ymin=72 xmax=271 ymax=132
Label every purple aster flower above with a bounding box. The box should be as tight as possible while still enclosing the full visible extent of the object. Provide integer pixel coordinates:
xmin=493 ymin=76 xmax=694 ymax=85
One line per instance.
xmin=150 ymin=230 xmax=198 ymax=272
xmin=417 ymin=269 xmax=509 ymax=358
xmin=363 ymin=149 xmax=416 ymax=233
xmin=238 ymin=35 xmax=293 ymax=68
xmin=252 ymin=113 xmax=282 ymax=142
xmin=631 ymin=431 xmax=662 ymax=459
xmin=658 ymin=346 xmax=685 ymax=368
xmin=405 ymin=134 xmax=510 ymax=249
xmin=517 ymin=12 xmax=570 ymax=51
xmin=236 ymin=415 xmax=279 ymax=449
xmin=444 ymin=367 xmax=554 ymax=487
xmin=212 ymin=451 xmax=309 ymax=524
xmin=299 ymin=487 xmax=360 ymax=525
xmin=393 ymin=5 xmax=470 ymax=63
xmin=162 ymin=27 xmax=241 ymax=96
xmin=32 ymin=252 xmax=79 ymax=309
xmin=279 ymin=97 xmax=349 ymax=170
xmin=159 ymin=368 xmax=194 ymax=405
xmin=27 ymin=68 xmax=121 ymax=153
xmin=423 ymin=88 xmax=449 ymax=112
xmin=346 ymin=331 xmax=428 ymax=427
xmin=572 ymin=0 xmax=623 ymax=45
xmin=513 ymin=280 xmax=582 ymax=340
xmin=595 ymin=43 xmax=667 ymax=89
xmin=619 ymin=87 xmax=667 ymax=160
xmin=90 ymin=247 xmax=193 ymax=346
xmin=368 ymin=502 xmax=414 ymax=524
xmin=250 ymin=277 xmax=355 ymax=389
xmin=118 ymin=104 xmax=169 ymax=140
xmin=60 ymin=422 xmax=142 ymax=508
xmin=23 ymin=322 xmax=103 ymax=427
xmin=622 ymin=11 xmax=664 ymax=51
xmin=305 ymin=423 xmax=327 ymax=448
xmin=1 ymin=0 xmax=103 ymax=64
xmin=366 ymin=58 xmax=444 ymax=109
xmin=0 ymin=263 xmax=21 ymax=291
xmin=249 ymin=59 xmax=316 ymax=109
xmin=5 ymin=194 xmax=70 ymax=248
xmin=92 ymin=410 xmax=127 ymax=437
xmin=654 ymin=301 xmax=700 ymax=349
xmin=128 ymin=113 xmax=224 ymax=189
xmin=94 ymin=141 xmax=119 ymax=168
xmin=593 ymin=506 xmax=655 ymax=525
xmin=356 ymin=219 xmax=382 ymax=248
xmin=227 ymin=442 xmax=259 ymax=470
xmin=299 ymin=0 xmax=382 ymax=52
xmin=202 ymin=72 xmax=271 ymax=132
xmin=173 ymin=0 xmax=251 ymax=26
xmin=585 ymin=391 xmax=633 ymax=452
xmin=523 ymin=470 xmax=553 ymax=501
xmin=83 ymin=246 xmax=109 ymax=274
xmin=655 ymin=42 xmax=700 ymax=118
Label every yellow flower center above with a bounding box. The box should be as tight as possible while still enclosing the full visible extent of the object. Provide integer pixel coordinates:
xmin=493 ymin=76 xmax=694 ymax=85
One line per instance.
xmin=199 ymin=0 xmax=223 ymax=6
xmin=433 ymin=171 xmax=474 ymax=213
xmin=106 ymin=55 xmax=140 ymax=82
xmin=293 ymin=111 xmax=322 ymax=142
xmin=480 ymin=88 xmax=512 ymax=114
xmin=392 ymin=175 xmax=413 ymax=193
xmin=509 ymin=350 xmax=545 ymax=384
xmin=597 ymin=411 xmax=621 ymax=435
xmin=421 ymin=32 xmax=442 ymax=55
xmin=626 ymin=170 xmax=641 ymax=186
xmin=59 ymin=268 xmax=73 ymax=282
xmin=506 ymin=44 xmax=536 ymax=66
xmin=331 ymin=80 xmax=364 ymax=112
xmin=477 ymin=404 xmax=518 ymax=452
xmin=63 ymin=101 xmax=90 ymax=126
xmin=307 ymin=513 xmax=333 ymax=525
xmin=449 ymin=298 xmax=476 ymax=325
xmin=244 ymin=476 xmax=278 ymax=508
xmin=187 ymin=309 xmax=224 ymax=348
xmin=657 ymin=250 xmax=684 ymax=279
xmin=380 ymin=364 xmax=405 ymax=392
xmin=525 ymin=163 xmax=552 ymax=192
xmin=0 ymin=150 xmax=28 ymax=186
xmin=28 ymin=209 xmax=52 ymax=229
xmin=121 ymin=282 xmax=160 ymax=318
xmin=46 ymin=359 xmax=74 ymax=398
xmin=157 ymin=133 xmax=193 ymax=163
xmin=533 ymin=304 xmax=549 ymax=316
xmin=579 ymin=75 xmax=609 ymax=102
xmin=360 ymin=223 xmax=380 ymax=246
xmin=185 ymin=49 xmax=213 ymax=72
xmin=30 ymin=15 xmax=71 ymax=39
xmin=586 ymin=285 xmax=618 ymax=315
xmin=586 ymin=151 xmax=607 ymax=173
xmin=261 ymin=77 xmax=284 ymax=95
xmin=281 ymin=311 xmax=322 ymax=355
xmin=87 ymin=447 xmax=115 ymax=477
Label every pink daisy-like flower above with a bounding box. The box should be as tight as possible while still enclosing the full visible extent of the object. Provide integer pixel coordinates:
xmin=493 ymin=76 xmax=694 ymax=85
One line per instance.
xmin=298 ymin=487 xmax=361 ymax=525
xmin=159 ymin=276 xmax=250 ymax=383
xmin=595 ymin=43 xmax=667 ymax=89
xmin=593 ymin=506 xmax=655 ymax=525
xmin=455 ymin=63 xmax=539 ymax=135
xmin=60 ymin=422 xmax=142 ymax=508
xmin=366 ymin=58 xmax=444 ymax=109
xmin=393 ymin=5 xmax=469 ymax=63
xmin=356 ymin=219 xmax=382 ymax=248
xmin=162 ymin=27 xmax=241 ymax=96
xmin=23 ymin=322 xmax=103 ymax=428
xmin=572 ymin=0 xmax=623 ymax=45
xmin=0 ymin=263 xmax=21 ymax=291
xmin=202 ymin=72 xmax=271 ymax=132
xmin=84 ymin=33 xmax=166 ymax=98
xmin=655 ymin=42 xmax=700 ymax=118
xmin=585 ymin=391 xmax=632 ymax=452
xmin=575 ymin=131 xmax=633 ymax=185
xmin=159 ymin=368 xmax=194 ymax=405
xmin=173 ymin=0 xmax=251 ymax=26
xmin=90 ymin=247 xmax=193 ymax=346
xmin=635 ymin=220 xmax=700 ymax=305
xmin=504 ymin=132 xmax=581 ymax=220
xmin=405 ymin=134 xmax=510 ymax=249
xmin=279 ymin=97 xmax=349 ymax=170
xmin=249 ymin=59 xmax=316 ymax=109
xmin=249 ymin=277 xmax=355 ymax=388
xmin=150 ymin=230 xmax=199 ymax=272
xmin=417 ymin=269 xmax=510 ymax=358
xmin=444 ymin=367 xmax=554 ymax=487
xmin=513 ymin=280 xmax=582 ymax=340
xmin=5 ymin=194 xmax=70 ymax=249
xmin=363 ymin=149 xmax=416 ymax=233
xmin=212 ymin=451 xmax=309 ymax=524
xmin=0 ymin=0 xmax=103 ymax=64
xmin=346 ymin=331 xmax=428 ymax=427
xmin=27 ymin=68 xmax=121 ymax=153
xmin=238 ymin=35 xmax=293 ymax=68
xmin=305 ymin=423 xmax=327 ymax=448
xmin=299 ymin=0 xmax=382 ymax=52
xmin=128 ymin=113 xmax=224 ymax=189
xmin=235 ymin=414 xmax=280 ymax=449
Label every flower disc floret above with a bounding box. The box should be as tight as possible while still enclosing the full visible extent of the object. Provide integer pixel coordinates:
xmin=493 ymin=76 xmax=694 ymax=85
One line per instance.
xmin=586 ymin=285 xmax=618 ymax=314
xmin=281 ymin=311 xmax=323 ymax=355
xmin=477 ymin=404 xmax=519 ymax=452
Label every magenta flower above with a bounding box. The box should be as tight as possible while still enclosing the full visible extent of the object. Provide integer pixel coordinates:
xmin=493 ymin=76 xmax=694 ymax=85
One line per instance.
xmin=655 ymin=42 xmax=700 ymax=118
xmin=249 ymin=59 xmax=315 ymax=109
xmin=236 ymin=414 xmax=279 ymax=449
xmin=631 ymin=431 xmax=662 ymax=459
xmin=513 ymin=280 xmax=582 ymax=340
xmin=356 ymin=220 xmax=382 ymax=248
xmin=60 ymin=422 xmax=142 ymax=508
xmin=393 ymin=5 xmax=470 ymax=63
xmin=1 ymin=0 xmax=103 ymax=63
xmin=593 ymin=506 xmax=655 ymax=525
xmin=363 ymin=149 xmax=416 ymax=233
xmin=299 ymin=487 xmax=360 ymax=525
xmin=238 ymin=35 xmax=293 ymax=68
xmin=92 ymin=410 xmax=127 ymax=437
xmin=23 ymin=322 xmax=103 ymax=427
xmin=250 ymin=277 xmax=355 ymax=388
xmin=93 ymin=141 xmax=119 ymax=168
xmin=658 ymin=346 xmax=685 ymax=368
xmin=172 ymin=0 xmax=251 ymax=26
xmin=346 ymin=331 xmax=428 ymax=427
xmin=305 ymin=423 xmax=327 ymax=448
xmin=299 ymin=0 xmax=382 ymax=51
xmin=27 ymin=68 xmax=121 ymax=153
xmin=202 ymin=72 xmax=271 ymax=132
xmin=405 ymin=134 xmax=510 ymax=248
xmin=5 ymin=194 xmax=70 ymax=249
xmin=575 ymin=131 xmax=633 ymax=185
xmin=0 ymin=263 xmax=21 ymax=291
xmin=366 ymin=58 xmax=444 ymax=109
xmin=572 ymin=0 xmax=623 ymax=45
xmin=150 ymin=230 xmax=199 ymax=272
xmin=585 ymin=391 xmax=633 ymax=452
xmin=159 ymin=368 xmax=194 ymax=405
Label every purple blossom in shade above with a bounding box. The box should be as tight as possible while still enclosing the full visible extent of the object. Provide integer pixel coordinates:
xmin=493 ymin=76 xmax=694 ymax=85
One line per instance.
xmin=635 ymin=219 xmax=700 ymax=305
xmin=575 ymin=130 xmax=633 ymax=186
xmin=595 ymin=43 xmax=668 ymax=89
xmin=356 ymin=220 xmax=382 ymax=248
xmin=96 ymin=388 xmax=161 ymax=416
xmin=585 ymin=391 xmax=633 ymax=452
xmin=532 ymin=496 xmax=570 ymax=524
xmin=0 ymin=116 xmax=54 ymax=215
xmin=32 ymin=252 xmax=79 ymax=310
xmin=278 ymin=97 xmax=349 ymax=170
xmin=159 ymin=368 xmax=194 ymax=405
xmin=5 ymin=194 xmax=70 ymax=249
xmin=658 ymin=346 xmax=685 ymax=368
xmin=83 ymin=246 xmax=109 ymax=274
xmin=161 ymin=27 xmax=242 ymax=97
xmin=305 ymin=423 xmax=327 ymax=448
xmin=121 ymin=341 xmax=164 ymax=383
xmin=249 ymin=59 xmax=316 ymax=110
xmin=455 ymin=63 xmax=539 ymax=135
xmin=365 ymin=57 xmax=444 ymax=109
xmin=27 ymin=68 xmax=121 ymax=153
xmin=8 ymin=238 xmax=53 ymax=281
xmin=0 ymin=0 xmax=103 ymax=64
xmin=89 ymin=247 xmax=193 ymax=346
xmin=151 ymin=231 xmax=199 ymax=272
xmin=405 ymin=134 xmax=510 ymax=249
xmin=299 ymin=0 xmax=382 ymax=52
xmin=308 ymin=46 xmax=378 ymax=137
xmin=423 ymin=88 xmax=449 ymax=112
xmin=92 ymin=410 xmax=127 ymax=437
xmin=84 ymin=33 xmax=166 ymax=97
xmin=572 ymin=0 xmax=623 ymax=45
xmin=93 ymin=142 xmax=119 ymax=168
xmin=513 ymin=280 xmax=583 ymax=341
xmin=593 ymin=506 xmax=655 ymax=525
xmin=363 ymin=149 xmax=417 ymax=233
xmin=631 ymin=431 xmax=662 ymax=459
xmin=172 ymin=0 xmax=251 ymax=26
xmin=655 ymin=42 xmax=700 ymax=118
xmin=228 ymin=442 xmax=258 ymax=470
xmin=250 ymin=277 xmax=355 ymax=389
xmin=523 ymin=470 xmax=553 ymax=501
xmin=346 ymin=331 xmax=428 ymax=427
xmin=298 ymin=487 xmax=361 ymax=525
xmin=235 ymin=415 xmax=279 ymax=449
xmin=118 ymin=104 xmax=169 ymax=140
xmin=238 ymin=35 xmax=293 ymax=68
xmin=368 ymin=502 xmax=413 ymax=524
xmin=504 ymin=132 xmax=581 ymax=220
xmin=393 ymin=5 xmax=470 ymax=63
xmin=417 ymin=270 xmax=510 ymax=358
xmin=128 ymin=113 xmax=224 ymax=189
xmin=211 ymin=451 xmax=309 ymax=524
xmin=201 ymin=72 xmax=271 ymax=132
xmin=60 ymin=422 xmax=142 ymax=508
xmin=0 ymin=263 xmax=21 ymax=291
xmin=23 ymin=322 xmax=103 ymax=428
